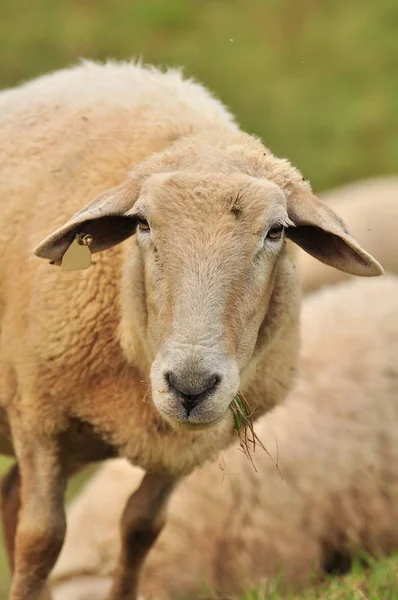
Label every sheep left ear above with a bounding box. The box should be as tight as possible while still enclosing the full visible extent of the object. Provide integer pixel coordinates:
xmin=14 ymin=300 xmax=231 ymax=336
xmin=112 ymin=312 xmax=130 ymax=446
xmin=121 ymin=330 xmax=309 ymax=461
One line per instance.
xmin=33 ymin=177 xmax=140 ymax=266
xmin=286 ymin=187 xmax=384 ymax=277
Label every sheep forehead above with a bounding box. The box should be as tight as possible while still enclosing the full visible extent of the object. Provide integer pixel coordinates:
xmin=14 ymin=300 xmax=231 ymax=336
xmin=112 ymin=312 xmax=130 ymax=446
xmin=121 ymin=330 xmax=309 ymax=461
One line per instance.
xmin=138 ymin=171 xmax=288 ymax=228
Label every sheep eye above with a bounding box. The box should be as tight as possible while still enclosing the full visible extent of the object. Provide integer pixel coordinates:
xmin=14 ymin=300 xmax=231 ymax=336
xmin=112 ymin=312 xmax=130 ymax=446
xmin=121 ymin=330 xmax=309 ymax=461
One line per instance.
xmin=265 ymin=224 xmax=284 ymax=241
xmin=137 ymin=217 xmax=150 ymax=232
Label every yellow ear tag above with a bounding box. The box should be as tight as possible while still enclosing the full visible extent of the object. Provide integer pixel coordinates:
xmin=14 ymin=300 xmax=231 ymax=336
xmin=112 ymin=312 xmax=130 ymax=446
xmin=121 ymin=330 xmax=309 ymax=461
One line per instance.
xmin=61 ymin=233 xmax=93 ymax=271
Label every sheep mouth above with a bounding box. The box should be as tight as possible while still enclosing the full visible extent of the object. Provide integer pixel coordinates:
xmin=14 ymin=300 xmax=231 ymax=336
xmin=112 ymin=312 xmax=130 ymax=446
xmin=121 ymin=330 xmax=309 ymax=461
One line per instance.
xmin=162 ymin=411 xmax=227 ymax=431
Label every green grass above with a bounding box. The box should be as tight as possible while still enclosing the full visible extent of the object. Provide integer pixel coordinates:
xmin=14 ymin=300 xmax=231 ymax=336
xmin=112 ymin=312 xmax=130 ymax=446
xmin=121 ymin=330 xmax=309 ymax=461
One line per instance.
xmin=0 ymin=0 xmax=397 ymax=597
xmin=243 ymin=555 xmax=398 ymax=599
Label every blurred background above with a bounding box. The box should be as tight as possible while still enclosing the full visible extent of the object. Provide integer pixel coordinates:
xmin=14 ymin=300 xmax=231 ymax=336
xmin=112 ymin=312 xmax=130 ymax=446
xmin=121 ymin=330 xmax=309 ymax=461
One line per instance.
xmin=0 ymin=0 xmax=397 ymax=596
xmin=1 ymin=0 xmax=398 ymax=193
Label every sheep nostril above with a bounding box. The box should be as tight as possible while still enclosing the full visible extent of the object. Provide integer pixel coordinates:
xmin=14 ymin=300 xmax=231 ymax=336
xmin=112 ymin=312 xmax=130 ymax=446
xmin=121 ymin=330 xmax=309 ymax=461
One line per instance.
xmin=165 ymin=371 xmax=221 ymax=416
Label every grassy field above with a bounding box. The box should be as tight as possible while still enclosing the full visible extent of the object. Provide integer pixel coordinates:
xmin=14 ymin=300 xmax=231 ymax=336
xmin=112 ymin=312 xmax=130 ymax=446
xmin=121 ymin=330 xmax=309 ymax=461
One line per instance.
xmin=0 ymin=0 xmax=397 ymax=597
xmin=1 ymin=0 xmax=398 ymax=192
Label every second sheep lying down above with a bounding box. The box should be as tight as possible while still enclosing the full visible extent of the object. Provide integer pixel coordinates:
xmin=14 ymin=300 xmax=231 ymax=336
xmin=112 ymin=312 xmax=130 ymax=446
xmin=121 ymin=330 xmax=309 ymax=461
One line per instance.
xmin=51 ymin=275 xmax=398 ymax=600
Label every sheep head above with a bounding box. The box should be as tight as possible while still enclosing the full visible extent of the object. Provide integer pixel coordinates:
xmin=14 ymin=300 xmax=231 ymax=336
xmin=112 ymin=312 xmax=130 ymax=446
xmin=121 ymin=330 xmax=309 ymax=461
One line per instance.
xmin=34 ymin=133 xmax=383 ymax=430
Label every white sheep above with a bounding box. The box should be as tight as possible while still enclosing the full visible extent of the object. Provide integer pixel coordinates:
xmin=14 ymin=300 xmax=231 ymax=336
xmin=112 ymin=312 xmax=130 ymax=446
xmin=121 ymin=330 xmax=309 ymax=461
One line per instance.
xmin=298 ymin=176 xmax=398 ymax=294
xmin=51 ymin=275 xmax=398 ymax=600
xmin=0 ymin=58 xmax=382 ymax=600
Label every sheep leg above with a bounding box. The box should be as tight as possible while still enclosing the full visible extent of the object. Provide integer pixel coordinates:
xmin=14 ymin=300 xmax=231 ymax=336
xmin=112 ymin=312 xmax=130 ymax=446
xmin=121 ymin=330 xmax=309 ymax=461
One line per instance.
xmin=1 ymin=463 xmax=20 ymax=573
xmin=107 ymin=472 xmax=178 ymax=600
xmin=1 ymin=463 xmax=52 ymax=600
xmin=7 ymin=438 xmax=67 ymax=600
xmin=1 ymin=461 xmax=81 ymax=574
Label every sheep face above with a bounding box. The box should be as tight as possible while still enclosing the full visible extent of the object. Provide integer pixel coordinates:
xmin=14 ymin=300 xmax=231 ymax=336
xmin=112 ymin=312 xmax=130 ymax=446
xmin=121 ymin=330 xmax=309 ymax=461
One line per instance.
xmin=34 ymin=137 xmax=383 ymax=431
xmin=132 ymin=172 xmax=292 ymax=428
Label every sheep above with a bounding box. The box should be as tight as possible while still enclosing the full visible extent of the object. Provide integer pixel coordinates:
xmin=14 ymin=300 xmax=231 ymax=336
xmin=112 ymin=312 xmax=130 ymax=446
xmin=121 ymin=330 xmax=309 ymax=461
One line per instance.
xmin=0 ymin=58 xmax=382 ymax=600
xmin=298 ymin=176 xmax=398 ymax=294
xmin=50 ymin=274 xmax=398 ymax=600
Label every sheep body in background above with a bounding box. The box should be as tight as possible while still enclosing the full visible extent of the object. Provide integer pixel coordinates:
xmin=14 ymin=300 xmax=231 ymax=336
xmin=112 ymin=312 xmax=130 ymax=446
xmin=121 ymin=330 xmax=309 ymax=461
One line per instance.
xmin=51 ymin=275 xmax=398 ymax=600
xmin=298 ymin=176 xmax=398 ymax=293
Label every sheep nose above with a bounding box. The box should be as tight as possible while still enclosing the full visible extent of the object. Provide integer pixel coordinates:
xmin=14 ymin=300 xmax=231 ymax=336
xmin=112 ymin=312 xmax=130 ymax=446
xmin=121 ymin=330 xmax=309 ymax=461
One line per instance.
xmin=165 ymin=371 xmax=221 ymax=416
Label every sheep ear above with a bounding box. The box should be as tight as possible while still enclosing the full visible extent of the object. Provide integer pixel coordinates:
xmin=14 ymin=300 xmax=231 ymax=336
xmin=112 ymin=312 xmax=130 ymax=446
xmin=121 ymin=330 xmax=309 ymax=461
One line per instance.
xmin=33 ymin=179 xmax=139 ymax=265
xmin=286 ymin=187 xmax=384 ymax=277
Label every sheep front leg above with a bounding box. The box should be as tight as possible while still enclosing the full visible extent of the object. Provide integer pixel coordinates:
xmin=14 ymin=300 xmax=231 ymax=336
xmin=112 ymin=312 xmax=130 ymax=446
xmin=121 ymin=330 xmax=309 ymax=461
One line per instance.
xmin=8 ymin=437 xmax=67 ymax=600
xmin=107 ymin=472 xmax=178 ymax=600
xmin=1 ymin=464 xmax=20 ymax=572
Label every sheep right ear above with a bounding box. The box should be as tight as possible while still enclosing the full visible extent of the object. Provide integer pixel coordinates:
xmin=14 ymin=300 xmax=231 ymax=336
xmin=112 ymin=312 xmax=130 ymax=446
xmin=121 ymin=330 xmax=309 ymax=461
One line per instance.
xmin=286 ymin=186 xmax=384 ymax=277
xmin=33 ymin=178 xmax=140 ymax=266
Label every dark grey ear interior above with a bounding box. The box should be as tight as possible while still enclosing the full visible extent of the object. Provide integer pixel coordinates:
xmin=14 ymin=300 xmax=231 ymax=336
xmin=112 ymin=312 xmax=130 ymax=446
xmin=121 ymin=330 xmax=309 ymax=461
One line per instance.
xmin=75 ymin=216 xmax=138 ymax=253
xmin=33 ymin=215 xmax=137 ymax=264
xmin=33 ymin=178 xmax=141 ymax=264
xmin=286 ymin=225 xmax=382 ymax=276
xmin=286 ymin=187 xmax=384 ymax=277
